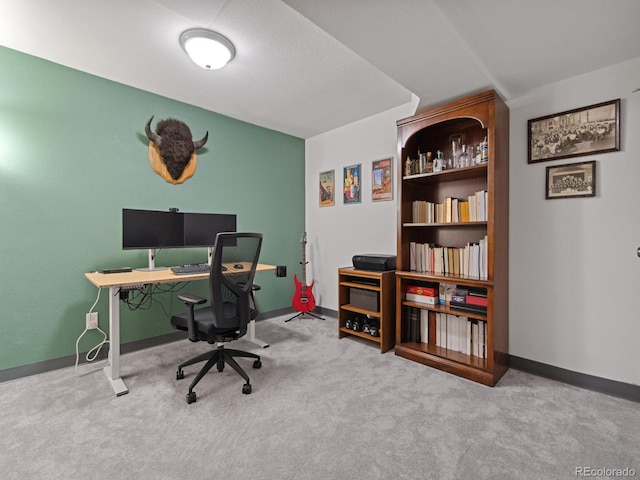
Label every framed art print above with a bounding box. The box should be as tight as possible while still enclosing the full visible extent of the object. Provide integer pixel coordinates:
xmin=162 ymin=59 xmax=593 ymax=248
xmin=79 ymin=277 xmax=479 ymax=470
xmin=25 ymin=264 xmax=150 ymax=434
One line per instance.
xmin=371 ymin=157 xmax=393 ymax=202
xmin=319 ymin=170 xmax=335 ymax=207
xmin=343 ymin=164 xmax=361 ymax=204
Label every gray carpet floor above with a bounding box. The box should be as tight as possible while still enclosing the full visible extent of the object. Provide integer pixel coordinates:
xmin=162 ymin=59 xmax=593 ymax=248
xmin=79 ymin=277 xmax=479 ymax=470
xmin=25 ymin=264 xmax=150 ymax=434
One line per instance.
xmin=0 ymin=314 xmax=637 ymax=480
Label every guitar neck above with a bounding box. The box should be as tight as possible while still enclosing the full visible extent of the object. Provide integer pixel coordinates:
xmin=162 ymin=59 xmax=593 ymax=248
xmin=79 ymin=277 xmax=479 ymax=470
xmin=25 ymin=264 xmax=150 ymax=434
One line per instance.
xmin=301 ymin=236 xmax=307 ymax=284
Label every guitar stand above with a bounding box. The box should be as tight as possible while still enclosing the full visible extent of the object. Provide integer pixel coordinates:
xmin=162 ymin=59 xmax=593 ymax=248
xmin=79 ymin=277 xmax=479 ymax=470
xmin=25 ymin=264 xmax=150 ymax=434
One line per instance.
xmin=285 ymin=311 xmax=325 ymax=322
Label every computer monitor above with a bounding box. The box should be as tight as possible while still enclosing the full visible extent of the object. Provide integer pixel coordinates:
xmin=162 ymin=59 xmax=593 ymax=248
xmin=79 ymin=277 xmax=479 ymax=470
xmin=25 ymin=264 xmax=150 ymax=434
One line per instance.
xmin=183 ymin=213 xmax=237 ymax=247
xmin=122 ymin=209 xmax=184 ymax=250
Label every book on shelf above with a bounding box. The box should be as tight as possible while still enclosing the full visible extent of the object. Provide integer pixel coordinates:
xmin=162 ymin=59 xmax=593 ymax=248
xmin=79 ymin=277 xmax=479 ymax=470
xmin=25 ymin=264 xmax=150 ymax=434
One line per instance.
xmin=408 ymin=307 xmax=421 ymax=342
xmin=434 ymin=313 xmax=487 ymax=358
xmin=459 ymin=200 xmax=469 ymax=222
xmin=420 ymin=309 xmax=429 ymax=344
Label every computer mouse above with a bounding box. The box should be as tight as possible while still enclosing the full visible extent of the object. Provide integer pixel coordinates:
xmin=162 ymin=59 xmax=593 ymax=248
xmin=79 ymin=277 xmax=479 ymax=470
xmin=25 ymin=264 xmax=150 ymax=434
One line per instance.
xmin=233 ymin=263 xmax=244 ymax=269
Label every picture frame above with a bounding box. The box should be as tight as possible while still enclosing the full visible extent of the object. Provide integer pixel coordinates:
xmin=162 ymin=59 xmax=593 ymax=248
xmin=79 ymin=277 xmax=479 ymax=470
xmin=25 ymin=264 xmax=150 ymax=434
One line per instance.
xmin=545 ymin=160 xmax=596 ymax=199
xmin=528 ymin=99 xmax=620 ymax=163
xmin=371 ymin=157 xmax=393 ymax=202
xmin=343 ymin=164 xmax=361 ymax=204
xmin=319 ymin=170 xmax=335 ymax=207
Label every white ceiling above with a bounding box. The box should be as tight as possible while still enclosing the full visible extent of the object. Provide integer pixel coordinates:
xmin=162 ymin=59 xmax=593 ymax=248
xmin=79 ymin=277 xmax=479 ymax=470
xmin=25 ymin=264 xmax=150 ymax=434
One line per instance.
xmin=1 ymin=0 xmax=639 ymax=138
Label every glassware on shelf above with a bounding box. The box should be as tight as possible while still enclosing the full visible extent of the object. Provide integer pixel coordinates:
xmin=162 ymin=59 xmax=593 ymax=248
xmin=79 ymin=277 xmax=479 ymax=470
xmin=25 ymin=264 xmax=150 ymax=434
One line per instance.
xmin=449 ymin=134 xmax=464 ymax=169
xmin=459 ymin=144 xmax=470 ymax=167
xmin=419 ymin=152 xmax=427 ymax=174
xmin=433 ymin=150 xmax=443 ymax=172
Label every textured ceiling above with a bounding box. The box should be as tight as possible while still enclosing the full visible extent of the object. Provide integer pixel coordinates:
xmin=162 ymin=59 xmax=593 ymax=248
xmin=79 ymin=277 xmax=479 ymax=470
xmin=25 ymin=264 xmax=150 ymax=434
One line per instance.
xmin=1 ymin=0 xmax=639 ymax=138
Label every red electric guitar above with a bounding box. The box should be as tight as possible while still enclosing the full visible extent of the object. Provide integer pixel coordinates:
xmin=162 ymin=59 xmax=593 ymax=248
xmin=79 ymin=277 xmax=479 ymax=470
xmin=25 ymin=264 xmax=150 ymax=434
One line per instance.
xmin=287 ymin=233 xmax=324 ymax=321
xmin=292 ymin=232 xmax=316 ymax=312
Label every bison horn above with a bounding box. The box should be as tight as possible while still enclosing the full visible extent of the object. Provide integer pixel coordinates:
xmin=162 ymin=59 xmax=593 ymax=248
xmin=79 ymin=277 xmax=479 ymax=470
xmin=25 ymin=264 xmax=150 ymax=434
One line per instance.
xmin=145 ymin=116 xmax=162 ymax=146
xmin=193 ymin=131 xmax=209 ymax=150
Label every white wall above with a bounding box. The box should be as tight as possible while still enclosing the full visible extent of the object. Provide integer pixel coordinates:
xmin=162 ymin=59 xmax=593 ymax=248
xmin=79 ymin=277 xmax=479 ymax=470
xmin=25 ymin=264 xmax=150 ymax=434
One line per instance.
xmin=306 ymin=57 xmax=640 ymax=386
xmin=304 ymin=95 xmax=418 ymax=309
xmin=508 ymin=57 xmax=640 ymax=386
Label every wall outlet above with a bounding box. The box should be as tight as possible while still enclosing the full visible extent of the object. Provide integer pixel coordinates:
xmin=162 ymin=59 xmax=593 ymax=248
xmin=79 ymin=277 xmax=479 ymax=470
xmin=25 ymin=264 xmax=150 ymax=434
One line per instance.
xmin=86 ymin=312 xmax=98 ymax=330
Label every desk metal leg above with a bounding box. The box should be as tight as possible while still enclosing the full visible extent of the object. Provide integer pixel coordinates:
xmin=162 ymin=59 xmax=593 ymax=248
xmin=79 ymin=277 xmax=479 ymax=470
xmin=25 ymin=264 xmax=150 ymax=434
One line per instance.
xmin=244 ymin=319 xmax=269 ymax=349
xmin=104 ymin=287 xmax=129 ymax=396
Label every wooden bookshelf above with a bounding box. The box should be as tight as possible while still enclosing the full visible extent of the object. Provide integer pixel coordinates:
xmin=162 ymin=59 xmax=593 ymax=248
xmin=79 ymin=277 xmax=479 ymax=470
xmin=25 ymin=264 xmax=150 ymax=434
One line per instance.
xmin=395 ymin=90 xmax=509 ymax=386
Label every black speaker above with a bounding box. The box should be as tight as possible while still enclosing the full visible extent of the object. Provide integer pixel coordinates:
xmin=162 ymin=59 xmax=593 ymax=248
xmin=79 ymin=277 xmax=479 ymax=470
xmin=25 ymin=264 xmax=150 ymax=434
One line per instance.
xmin=352 ymin=316 xmax=364 ymax=332
xmin=276 ymin=265 xmax=287 ymax=277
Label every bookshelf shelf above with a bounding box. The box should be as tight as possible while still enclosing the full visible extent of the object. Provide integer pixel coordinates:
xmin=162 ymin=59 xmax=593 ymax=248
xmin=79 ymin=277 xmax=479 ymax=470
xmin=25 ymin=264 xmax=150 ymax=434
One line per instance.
xmin=395 ymin=90 xmax=509 ymax=386
xmin=338 ymin=268 xmax=395 ymax=353
xmin=403 ymin=221 xmax=488 ymax=227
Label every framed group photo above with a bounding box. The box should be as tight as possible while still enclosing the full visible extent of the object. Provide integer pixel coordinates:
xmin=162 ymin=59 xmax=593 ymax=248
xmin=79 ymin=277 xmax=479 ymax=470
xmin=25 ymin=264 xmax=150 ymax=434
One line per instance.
xmin=528 ymin=99 xmax=620 ymax=163
xmin=545 ymin=160 xmax=596 ymax=199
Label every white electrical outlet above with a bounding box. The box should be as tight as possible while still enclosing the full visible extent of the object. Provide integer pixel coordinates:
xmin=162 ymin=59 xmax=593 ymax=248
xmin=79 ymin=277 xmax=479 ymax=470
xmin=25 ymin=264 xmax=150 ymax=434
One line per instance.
xmin=86 ymin=312 xmax=98 ymax=330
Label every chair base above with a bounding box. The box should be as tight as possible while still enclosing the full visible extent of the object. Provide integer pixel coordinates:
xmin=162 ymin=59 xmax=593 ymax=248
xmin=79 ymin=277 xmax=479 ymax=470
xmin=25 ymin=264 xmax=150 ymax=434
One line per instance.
xmin=176 ymin=344 xmax=261 ymax=403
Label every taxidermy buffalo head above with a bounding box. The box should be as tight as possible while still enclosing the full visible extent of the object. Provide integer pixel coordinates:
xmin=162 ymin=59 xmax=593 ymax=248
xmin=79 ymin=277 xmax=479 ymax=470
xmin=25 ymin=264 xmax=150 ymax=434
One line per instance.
xmin=145 ymin=116 xmax=208 ymax=183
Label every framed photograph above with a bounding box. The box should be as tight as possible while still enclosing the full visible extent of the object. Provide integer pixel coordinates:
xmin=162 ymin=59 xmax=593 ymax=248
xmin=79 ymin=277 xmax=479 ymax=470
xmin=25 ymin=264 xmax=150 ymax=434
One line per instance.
xmin=546 ymin=160 xmax=596 ymax=199
xmin=528 ymin=99 xmax=620 ymax=163
xmin=371 ymin=157 xmax=393 ymax=202
xmin=343 ymin=164 xmax=361 ymax=204
xmin=319 ymin=170 xmax=335 ymax=207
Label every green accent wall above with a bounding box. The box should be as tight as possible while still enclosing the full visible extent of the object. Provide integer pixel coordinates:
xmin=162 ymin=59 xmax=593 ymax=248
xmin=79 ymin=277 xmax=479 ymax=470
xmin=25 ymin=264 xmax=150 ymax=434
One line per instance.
xmin=0 ymin=46 xmax=304 ymax=371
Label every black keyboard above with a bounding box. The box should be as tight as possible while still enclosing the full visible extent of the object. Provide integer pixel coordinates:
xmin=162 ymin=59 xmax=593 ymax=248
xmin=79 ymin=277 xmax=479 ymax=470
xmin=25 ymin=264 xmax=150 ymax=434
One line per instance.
xmin=170 ymin=263 xmax=210 ymax=275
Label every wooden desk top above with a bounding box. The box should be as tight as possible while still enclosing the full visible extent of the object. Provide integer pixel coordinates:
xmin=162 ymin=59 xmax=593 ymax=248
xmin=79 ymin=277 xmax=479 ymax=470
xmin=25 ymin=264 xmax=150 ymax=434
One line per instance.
xmin=85 ymin=263 xmax=276 ymax=288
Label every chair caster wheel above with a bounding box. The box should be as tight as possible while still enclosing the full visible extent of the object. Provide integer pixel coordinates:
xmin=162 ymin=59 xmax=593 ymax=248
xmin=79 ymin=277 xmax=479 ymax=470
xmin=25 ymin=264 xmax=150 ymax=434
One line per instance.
xmin=217 ymin=361 xmax=224 ymax=372
xmin=253 ymin=359 xmax=262 ymax=369
xmin=176 ymin=369 xmax=184 ymax=380
xmin=187 ymin=391 xmax=197 ymax=404
xmin=242 ymin=383 xmax=252 ymax=394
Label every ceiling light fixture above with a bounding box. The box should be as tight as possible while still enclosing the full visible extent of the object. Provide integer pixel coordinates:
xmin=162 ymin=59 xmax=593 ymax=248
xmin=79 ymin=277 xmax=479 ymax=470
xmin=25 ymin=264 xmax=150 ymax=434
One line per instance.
xmin=179 ymin=28 xmax=235 ymax=70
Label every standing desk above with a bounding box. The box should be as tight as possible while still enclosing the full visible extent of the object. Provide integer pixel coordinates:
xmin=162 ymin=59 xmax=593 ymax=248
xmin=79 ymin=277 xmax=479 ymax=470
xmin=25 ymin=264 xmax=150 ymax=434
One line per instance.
xmin=85 ymin=263 xmax=275 ymax=396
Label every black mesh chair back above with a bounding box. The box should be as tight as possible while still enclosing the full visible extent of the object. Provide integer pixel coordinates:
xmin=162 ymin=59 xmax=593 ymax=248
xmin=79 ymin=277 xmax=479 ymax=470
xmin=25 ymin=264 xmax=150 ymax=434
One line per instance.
xmin=170 ymin=232 xmax=263 ymax=403
xmin=207 ymin=232 xmax=262 ymax=338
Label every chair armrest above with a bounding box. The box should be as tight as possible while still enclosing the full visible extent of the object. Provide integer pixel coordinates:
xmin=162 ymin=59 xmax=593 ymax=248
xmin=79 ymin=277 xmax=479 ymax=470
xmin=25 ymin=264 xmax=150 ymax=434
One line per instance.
xmin=177 ymin=294 xmax=206 ymax=342
xmin=178 ymin=293 xmax=207 ymax=305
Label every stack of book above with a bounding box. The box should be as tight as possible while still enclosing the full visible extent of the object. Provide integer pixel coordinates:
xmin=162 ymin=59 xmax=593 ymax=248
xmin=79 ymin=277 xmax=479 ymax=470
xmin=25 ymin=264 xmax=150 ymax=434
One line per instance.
xmin=449 ymin=288 xmax=488 ymax=314
xmin=405 ymin=284 xmax=438 ymax=305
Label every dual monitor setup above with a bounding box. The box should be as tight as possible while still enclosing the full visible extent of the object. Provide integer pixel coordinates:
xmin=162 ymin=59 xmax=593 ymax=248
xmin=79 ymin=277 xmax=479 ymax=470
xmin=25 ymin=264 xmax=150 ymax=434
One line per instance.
xmin=122 ymin=208 xmax=236 ymax=271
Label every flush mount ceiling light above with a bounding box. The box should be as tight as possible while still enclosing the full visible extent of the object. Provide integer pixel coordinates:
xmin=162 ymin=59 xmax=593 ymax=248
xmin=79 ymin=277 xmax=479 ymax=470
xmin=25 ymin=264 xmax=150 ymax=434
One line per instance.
xmin=179 ymin=28 xmax=235 ymax=70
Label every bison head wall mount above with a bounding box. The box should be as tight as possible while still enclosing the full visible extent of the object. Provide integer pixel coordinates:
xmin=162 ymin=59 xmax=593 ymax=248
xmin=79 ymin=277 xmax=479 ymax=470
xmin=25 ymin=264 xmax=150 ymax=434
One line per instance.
xmin=145 ymin=116 xmax=208 ymax=184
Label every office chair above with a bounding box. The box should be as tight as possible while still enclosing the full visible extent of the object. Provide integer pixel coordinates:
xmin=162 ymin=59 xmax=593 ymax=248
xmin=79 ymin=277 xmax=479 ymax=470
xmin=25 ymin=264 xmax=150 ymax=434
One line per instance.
xmin=170 ymin=232 xmax=263 ymax=404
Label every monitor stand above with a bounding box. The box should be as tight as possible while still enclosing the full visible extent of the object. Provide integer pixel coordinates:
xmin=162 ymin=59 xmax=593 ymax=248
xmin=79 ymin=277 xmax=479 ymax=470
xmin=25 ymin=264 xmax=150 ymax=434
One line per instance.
xmin=135 ymin=249 xmax=166 ymax=271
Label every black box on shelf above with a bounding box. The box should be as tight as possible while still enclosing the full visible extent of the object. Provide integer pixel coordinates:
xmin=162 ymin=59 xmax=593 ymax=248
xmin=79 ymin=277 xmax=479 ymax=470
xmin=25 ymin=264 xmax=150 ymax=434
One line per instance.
xmin=352 ymin=254 xmax=396 ymax=271
xmin=350 ymin=288 xmax=379 ymax=311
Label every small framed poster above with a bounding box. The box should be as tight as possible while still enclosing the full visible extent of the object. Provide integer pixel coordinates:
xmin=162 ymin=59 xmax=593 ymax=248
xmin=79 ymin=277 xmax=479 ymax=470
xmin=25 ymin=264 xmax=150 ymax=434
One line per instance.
xmin=343 ymin=164 xmax=361 ymax=204
xmin=372 ymin=157 xmax=393 ymax=202
xmin=319 ymin=170 xmax=335 ymax=207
